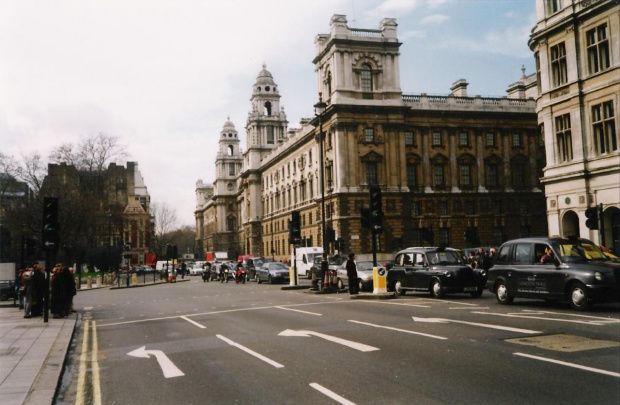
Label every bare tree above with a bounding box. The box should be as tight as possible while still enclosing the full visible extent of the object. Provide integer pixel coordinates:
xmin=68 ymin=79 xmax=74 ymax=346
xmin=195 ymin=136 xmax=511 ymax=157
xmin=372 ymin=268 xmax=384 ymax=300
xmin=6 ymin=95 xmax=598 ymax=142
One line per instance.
xmin=49 ymin=132 xmax=128 ymax=171
xmin=152 ymin=202 xmax=178 ymax=256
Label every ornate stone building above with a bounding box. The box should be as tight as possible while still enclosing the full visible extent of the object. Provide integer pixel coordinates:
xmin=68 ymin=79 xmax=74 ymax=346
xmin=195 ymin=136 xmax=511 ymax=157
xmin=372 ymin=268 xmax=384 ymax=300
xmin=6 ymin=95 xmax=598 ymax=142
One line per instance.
xmin=196 ymin=15 xmax=547 ymax=261
xmin=529 ymin=0 xmax=619 ymax=252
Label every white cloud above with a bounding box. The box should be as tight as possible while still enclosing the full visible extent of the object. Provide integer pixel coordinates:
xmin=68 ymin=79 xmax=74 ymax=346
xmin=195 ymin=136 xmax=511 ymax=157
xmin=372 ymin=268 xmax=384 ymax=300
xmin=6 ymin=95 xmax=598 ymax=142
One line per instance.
xmin=400 ymin=30 xmax=427 ymax=39
xmin=419 ymin=14 xmax=450 ymax=26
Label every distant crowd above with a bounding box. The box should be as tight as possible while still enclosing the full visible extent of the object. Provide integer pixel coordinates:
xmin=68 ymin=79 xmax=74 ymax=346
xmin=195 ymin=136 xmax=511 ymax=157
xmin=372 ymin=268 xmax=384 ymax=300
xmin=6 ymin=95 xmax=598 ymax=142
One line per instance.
xmin=18 ymin=262 xmax=76 ymax=319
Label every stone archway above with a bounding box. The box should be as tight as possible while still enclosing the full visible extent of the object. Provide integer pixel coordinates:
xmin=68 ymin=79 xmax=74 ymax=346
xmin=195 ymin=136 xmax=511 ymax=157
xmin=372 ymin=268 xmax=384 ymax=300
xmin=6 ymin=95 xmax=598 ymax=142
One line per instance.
xmin=561 ymin=210 xmax=579 ymax=237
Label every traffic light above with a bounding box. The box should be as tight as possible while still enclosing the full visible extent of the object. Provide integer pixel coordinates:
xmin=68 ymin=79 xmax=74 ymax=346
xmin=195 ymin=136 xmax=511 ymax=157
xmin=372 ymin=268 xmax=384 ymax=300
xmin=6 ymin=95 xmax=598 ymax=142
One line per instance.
xmin=42 ymin=197 xmax=59 ymax=252
xmin=369 ymin=186 xmax=383 ymax=234
xmin=361 ymin=207 xmax=371 ymax=229
xmin=585 ymin=207 xmax=598 ymax=230
xmin=289 ymin=210 xmax=301 ymax=244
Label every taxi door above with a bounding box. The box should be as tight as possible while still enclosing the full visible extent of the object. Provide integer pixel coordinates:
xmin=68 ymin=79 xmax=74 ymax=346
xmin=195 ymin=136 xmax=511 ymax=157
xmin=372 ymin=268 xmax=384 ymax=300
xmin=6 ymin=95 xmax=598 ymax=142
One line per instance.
xmin=531 ymin=243 xmax=565 ymax=300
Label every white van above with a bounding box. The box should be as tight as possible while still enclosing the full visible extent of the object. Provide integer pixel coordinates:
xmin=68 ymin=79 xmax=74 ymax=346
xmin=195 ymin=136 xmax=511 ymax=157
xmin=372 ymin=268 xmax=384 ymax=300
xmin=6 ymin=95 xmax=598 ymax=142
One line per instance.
xmin=290 ymin=247 xmax=323 ymax=279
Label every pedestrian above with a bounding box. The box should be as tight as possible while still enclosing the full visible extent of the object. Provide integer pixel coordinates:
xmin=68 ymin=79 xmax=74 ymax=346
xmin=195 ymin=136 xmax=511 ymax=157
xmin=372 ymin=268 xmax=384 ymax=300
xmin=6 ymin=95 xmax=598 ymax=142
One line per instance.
xmin=346 ymin=252 xmax=358 ymax=295
xmin=31 ymin=263 xmax=45 ymax=317
xmin=51 ymin=264 xmax=65 ymax=318
xmin=17 ymin=268 xmax=25 ymax=309
xmin=22 ymin=267 xmax=33 ymax=318
xmin=63 ymin=266 xmax=76 ymax=316
xmin=467 ymin=252 xmax=477 ymax=268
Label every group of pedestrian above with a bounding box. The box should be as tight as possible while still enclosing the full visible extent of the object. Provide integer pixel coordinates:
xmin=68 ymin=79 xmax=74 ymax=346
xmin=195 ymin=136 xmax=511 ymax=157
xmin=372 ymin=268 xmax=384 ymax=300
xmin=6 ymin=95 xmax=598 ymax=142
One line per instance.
xmin=468 ymin=248 xmax=496 ymax=271
xmin=18 ymin=262 xmax=76 ymax=319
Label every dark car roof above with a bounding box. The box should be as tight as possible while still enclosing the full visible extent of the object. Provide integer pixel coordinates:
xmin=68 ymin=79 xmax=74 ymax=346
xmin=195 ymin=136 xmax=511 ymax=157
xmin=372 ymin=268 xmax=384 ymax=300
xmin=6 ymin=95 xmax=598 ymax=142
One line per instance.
xmin=499 ymin=236 xmax=593 ymax=245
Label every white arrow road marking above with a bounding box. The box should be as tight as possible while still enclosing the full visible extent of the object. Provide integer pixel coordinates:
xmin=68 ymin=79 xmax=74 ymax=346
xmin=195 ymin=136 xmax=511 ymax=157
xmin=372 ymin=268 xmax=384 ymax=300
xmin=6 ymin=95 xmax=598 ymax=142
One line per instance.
xmin=310 ymin=383 xmax=356 ymax=405
xmin=475 ymin=311 xmax=620 ymax=326
xmin=349 ymin=320 xmax=448 ymax=340
xmin=216 ymin=335 xmax=284 ymax=368
xmin=278 ymin=329 xmax=379 ymax=352
xmin=412 ymin=317 xmax=541 ymax=334
xmin=514 ymin=353 xmax=620 ymax=378
xmin=276 ymin=306 xmax=323 ymax=316
xmin=127 ymin=346 xmax=185 ymax=378
xmin=180 ymin=316 xmax=206 ymax=329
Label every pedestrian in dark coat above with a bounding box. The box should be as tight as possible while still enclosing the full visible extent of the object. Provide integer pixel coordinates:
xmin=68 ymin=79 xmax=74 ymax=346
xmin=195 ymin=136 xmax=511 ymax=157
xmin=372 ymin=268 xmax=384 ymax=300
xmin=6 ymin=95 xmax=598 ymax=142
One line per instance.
xmin=31 ymin=263 xmax=46 ymax=317
xmin=62 ymin=266 xmax=76 ymax=316
xmin=346 ymin=253 xmax=358 ymax=295
xmin=51 ymin=265 xmax=65 ymax=318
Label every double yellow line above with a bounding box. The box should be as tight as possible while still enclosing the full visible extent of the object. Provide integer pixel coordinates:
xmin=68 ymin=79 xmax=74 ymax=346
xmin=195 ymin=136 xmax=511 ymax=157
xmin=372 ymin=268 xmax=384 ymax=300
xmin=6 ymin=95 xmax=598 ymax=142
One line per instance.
xmin=76 ymin=320 xmax=102 ymax=405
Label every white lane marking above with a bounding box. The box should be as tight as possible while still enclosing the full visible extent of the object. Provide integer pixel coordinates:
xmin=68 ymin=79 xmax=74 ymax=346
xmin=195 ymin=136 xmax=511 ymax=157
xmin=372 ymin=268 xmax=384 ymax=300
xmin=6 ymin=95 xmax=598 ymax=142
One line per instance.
xmin=75 ymin=320 xmax=90 ymax=405
xmin=412 ymin=316 xmax=541 ymax=334
xmin=84 ymin=306 xmax=93 ymax=310
xmin=415 ymin=299 xmax=479 ymax=306
xmin=279 ymin=329 xmax=379 ymax=352
xmin=360 ymin=301 xmax=431 ymax=308
xmin=450 ymin=307 xmax=489 ymax=310
xmin=91 ymin=321 xmax=101 ymax=405
xmin=216 ymin=335 xmax=284 ymax=368
xmin=472 ymin=311 xmax=612 ymax=326
xmin=310 ymin=383 xmax=356 ymax=405
xmin=127 ymin=346 xmax=185 ymax=378
xmin=180 ymin=316 xmax=207 ymax=329
xmin=520 ymin=310 xmax=620 ymax=324
xmin=514 ymin=352 xmax=620 ymax=378
xmin=349 ymin=320 xmax=447 ymax=340
xmin=276 ymin=306 xmax=323 ymax=316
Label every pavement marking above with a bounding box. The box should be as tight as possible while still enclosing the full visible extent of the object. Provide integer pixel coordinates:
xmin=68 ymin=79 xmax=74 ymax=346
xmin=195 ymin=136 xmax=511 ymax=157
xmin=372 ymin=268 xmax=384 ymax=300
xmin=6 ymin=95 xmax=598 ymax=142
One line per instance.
xmin=310 ymin=383 xmax=356 ymax=405
xmin=91 ymin=321 xmax=102 ymax=405
xmin=75 ymin=320 xmax=90 ymax=405
xmin=276 ymin=306 xmax=322 ymax=316
xmin=349 ymin=320 xmax=448 ymax=340
xmin=127 ymin=346 xmax=185 ymax=378
xmin=279 ymin=329 xmax=379 ymax=352
xmin=216 ymin=334 xmax=284 ymax=368
xmin=514 ymin=352 xmax=620 ymax=378
xmin=412 ymin=316 xmax=541 ymax=334
xmin=519 ymin=310 xmax=620 ymax=324
xmin=180 ymin=316 xmax=207 ymax=329
xmin=361 ymin=301 xmax=431 ymax=308
xmin=450 ymin=307 xmax=489 ymax=310
xmin=472 ymin=311 xmax=615 ymax=326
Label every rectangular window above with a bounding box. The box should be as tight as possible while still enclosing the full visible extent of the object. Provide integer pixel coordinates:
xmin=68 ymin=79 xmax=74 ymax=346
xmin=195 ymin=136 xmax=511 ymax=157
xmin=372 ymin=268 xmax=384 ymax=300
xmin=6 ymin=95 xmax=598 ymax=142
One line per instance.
xmin=438 ymin=201 xmax=448 ymax=215
xmin=587 ymin=23 xmax=610 ymax=75
xmin=487 ymin=165 xmax=498 ymax=187
xmin=592 ymin=101 xmax=617 ymax=155
xmin=459 ymin=132 xmax=468 ymax=146
xmin=411 ymin=202 xmax=420 ymax=216
xmin=465 ymin=200 xmax=475 ymax=215
xmin=551 ymin=42 xmax=568 ymax=87
xmin=266 ymin=126 xmax=275 ymax=144
xmin=512 ymin=133 xmax=521 ymax=147
xmin=519 ymin=201 xmax=529 ymax=216
xmin=555 ymin=114 xmax=573 ymax=162
xmin=486 ymin=133 xmax=495 ymax=147
xmin=433 ymin=131 xmax=442 ymax=146
xmin=405 ymin=131 xmax=414 ymax=146
xmin=366 ymin=162 xmax=378 ymax=185
xmin=439 ymin=228 xmax=450 ymax=246
xmin=546 ymin=0 xmax=560 ymax=15
xmin=493 ymin=200 xmax=502 ymax=215
xmin=365 ymin=128 xmax=375 ymax=142
xmin=460 ymin=164 xmax=471 ymax=187
xmin=535 ymin=52 xmax=541 ymax=94
xmin=433 ymin=165 xmax=444 ymax=186
xmin=513 ymin=165 xmax=525 ymax=188
xmin=406 ymin=164 xmax=417 ymax=187
xmin=228 ymin=163 xmax=235 ymax=176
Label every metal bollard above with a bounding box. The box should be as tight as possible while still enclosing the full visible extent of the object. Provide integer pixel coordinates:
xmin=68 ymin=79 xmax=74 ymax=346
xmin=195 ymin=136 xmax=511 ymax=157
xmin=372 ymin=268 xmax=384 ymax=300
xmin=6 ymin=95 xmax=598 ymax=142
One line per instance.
xmin=96 ymin=275 xmax=102 ymax=288
xmin=87 ymin=276 xmax=92 ymax=289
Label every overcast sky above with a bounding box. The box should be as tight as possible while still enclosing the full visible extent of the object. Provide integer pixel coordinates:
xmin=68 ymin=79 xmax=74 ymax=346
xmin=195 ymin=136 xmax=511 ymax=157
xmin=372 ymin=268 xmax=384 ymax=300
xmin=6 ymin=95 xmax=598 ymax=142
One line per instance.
xmin=1 ymin=0 xmax=536 ymax=227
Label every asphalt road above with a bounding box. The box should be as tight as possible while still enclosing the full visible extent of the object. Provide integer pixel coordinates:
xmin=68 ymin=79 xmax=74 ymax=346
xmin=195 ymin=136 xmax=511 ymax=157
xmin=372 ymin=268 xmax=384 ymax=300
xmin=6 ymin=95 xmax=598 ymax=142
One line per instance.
xmin=58 ymin=277 xmax=620 ymax=405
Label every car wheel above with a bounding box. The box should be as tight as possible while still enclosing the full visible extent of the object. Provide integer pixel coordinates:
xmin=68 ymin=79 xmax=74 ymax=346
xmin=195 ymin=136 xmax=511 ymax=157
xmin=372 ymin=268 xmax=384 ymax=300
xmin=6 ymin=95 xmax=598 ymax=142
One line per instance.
xmin=394 ymin=280 xmax=405 ymax=296
xmin=337 ymin=278 xmax=344 ymax=290
xmin=569 ymin=282 xmax=592 ymax=311
xmin=470 ymin=287 xmax=483 ymax=298
xmin=495 ymin=281 xmax=514 ymax=305
xmin=256 ymin=275 xmax=261 ymax=284
xmin=430 ymin=278 xmax=444 ymax=299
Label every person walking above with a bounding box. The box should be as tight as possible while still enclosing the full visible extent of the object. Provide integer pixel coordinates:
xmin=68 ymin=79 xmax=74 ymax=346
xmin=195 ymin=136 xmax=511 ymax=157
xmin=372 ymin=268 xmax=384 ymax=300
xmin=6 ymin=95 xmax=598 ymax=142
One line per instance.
xmin=51 ymin=264 xmax=65 ymax=318
xmin=22 ymin=266 xmax=33 ymax=318
xmin=31 ymin=263 xmax=45 ymax=317
xmin=346 ymin=253 xmax=358 ymax=295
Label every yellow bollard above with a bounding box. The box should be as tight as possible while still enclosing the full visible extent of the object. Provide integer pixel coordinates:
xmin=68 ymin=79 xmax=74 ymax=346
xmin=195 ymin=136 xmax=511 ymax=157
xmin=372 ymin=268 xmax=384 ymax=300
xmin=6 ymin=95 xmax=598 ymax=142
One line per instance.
xmin=373 ymin=267 xmax=387 ymax=294
xmin=131 ymin=273 xmax=138 ymax=286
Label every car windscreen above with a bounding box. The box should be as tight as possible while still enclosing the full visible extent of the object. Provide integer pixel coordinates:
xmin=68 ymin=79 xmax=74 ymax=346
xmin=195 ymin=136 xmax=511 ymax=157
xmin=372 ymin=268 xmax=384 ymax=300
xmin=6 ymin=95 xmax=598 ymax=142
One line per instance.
xmin=556 ymin=240 xmax=607 ymax=262
xmin=357 ymin=262 xmax=379 ymax=271
xmin=427 ymin=251 xmax=464 ymax=265
xmin=269 ymin=263 xmax=289 ymax=270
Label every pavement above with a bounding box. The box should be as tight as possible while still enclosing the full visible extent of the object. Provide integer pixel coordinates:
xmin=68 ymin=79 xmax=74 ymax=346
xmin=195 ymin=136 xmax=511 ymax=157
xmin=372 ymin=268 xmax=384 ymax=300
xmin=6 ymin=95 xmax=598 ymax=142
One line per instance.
xmin=0 ymin=306 xmax=77 ymax=405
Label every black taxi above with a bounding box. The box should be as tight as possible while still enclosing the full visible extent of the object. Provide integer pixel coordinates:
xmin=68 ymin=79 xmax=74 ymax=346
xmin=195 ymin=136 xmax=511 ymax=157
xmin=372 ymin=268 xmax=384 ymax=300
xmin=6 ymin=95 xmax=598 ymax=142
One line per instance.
xmin=487 ymin=237 xmax=620 ymax=311
xmin=387 ymin=247 xmax=485 ymax=298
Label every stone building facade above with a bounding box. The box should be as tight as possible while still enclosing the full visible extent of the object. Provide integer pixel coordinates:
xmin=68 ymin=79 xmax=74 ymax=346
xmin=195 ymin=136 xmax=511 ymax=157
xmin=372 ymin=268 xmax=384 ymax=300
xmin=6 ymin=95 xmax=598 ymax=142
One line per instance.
xmin=529 ymin=0 xmax=619 ymax=252
xmin=196 ymin=15 xmax=547 ymax=261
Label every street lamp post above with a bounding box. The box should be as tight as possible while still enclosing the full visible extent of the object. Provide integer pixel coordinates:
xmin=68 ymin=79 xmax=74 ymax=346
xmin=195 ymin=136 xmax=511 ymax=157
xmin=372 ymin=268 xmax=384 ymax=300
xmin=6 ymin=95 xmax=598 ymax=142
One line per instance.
xmin=314 ymin=95 xmax=328 ymax=256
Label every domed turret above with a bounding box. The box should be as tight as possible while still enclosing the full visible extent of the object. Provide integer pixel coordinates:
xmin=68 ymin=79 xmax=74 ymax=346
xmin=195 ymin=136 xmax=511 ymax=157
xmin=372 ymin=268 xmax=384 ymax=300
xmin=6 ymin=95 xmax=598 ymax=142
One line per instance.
xmin=253 ymin=63 xmax=279 ymax=96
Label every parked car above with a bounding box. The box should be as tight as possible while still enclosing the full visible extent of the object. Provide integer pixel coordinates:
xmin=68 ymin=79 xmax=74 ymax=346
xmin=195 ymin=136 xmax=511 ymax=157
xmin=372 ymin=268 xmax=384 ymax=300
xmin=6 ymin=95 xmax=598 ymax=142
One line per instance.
xmin=189 ymin=264 xmax=204 ymax=276
xmin=256 ymin=262 xmax=290 ymax=284
xmin=133 ymin=265 xmax=155 ymax=274
xmin=309 ymin=255 xmax=346 ymax=280
xmin=387 ymin=247 xmax=485 ymax=298
xmin=487 ymin=236 xmax=620 ymax=311
xmin=336 ymin=260 xmax=382 ymax=291
xmin=0 ymin=280 xmax=16 ymax=301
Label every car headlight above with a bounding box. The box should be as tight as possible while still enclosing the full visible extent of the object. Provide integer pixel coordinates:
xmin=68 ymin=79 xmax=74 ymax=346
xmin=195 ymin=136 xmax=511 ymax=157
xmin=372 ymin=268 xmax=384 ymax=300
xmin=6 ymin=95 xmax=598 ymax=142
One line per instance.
xmin=594 ymin=272 xmax=603 ymax=281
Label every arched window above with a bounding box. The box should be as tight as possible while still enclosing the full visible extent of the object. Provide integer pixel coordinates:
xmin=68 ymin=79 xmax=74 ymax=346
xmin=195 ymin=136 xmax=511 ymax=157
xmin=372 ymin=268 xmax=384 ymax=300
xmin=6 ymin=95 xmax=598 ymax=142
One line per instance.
xmin=227 ymin=145 xmax=234 ymax=156
xmin=264 ymin=101 xmax=272 ymax=116
xmin=361 ymin=64 xmax=373 ymax=92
